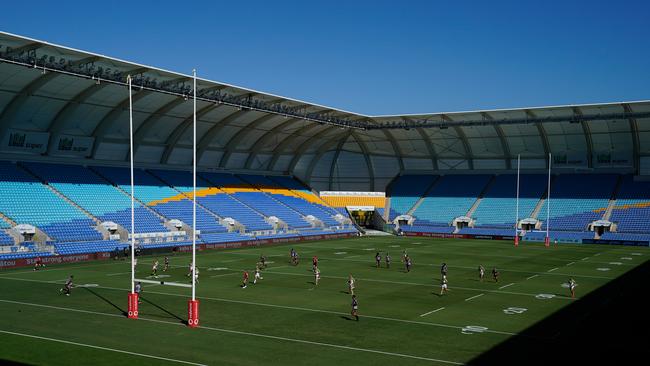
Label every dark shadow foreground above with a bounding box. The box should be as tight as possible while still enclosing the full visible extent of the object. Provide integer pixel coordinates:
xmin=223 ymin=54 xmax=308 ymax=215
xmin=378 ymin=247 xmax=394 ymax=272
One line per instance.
xmin=469 ymin=259 xmax=650 ymax=365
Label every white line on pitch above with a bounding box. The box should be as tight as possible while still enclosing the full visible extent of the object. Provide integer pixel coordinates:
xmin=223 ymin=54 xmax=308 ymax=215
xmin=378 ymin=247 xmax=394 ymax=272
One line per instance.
xmin=465 ymin=293 xmax=484 ymax=302
xmin=547 ymin=267 xmax=558 ymax=272
xmin=565 ymin=262 xmax=575 ymax=266
xmin=420 ymin=307 xmax=445 ymax=317
xmin=106 ymin=272 xmax=131 ymax=276
xmin=526 ymin=274 xmax=539 ymax=280
xmin=581 ymin=257 xmax=590 ymax=261
xmin=0 ymin=300 xmax=463 ymax=365
xmin=0 ymin=329 xmax=206 ymax=366
xmin=499 ymin=283 xmax=515 ymax=290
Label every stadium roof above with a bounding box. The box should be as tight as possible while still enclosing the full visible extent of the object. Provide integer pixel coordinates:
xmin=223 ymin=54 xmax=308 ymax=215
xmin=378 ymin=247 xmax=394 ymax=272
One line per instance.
xmin=0 ymin=31 xmax=648 ymax=190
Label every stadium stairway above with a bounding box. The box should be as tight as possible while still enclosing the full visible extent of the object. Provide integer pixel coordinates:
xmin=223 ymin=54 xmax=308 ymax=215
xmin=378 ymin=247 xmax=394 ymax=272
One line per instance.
xmin=88 ymin=166 xmax=171 ymax=224
xmin=405 ymin=175 xmax=441 ymax=215
xmin=465 ymin=175 xmax=497 ymax=218
xmin=18 ymin=162 xmax=102 ymax=226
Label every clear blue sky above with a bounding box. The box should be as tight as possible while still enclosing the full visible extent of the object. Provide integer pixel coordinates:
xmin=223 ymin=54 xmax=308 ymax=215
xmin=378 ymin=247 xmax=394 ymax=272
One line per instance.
xmin=3 ymin=0 xmax=649 ymax=115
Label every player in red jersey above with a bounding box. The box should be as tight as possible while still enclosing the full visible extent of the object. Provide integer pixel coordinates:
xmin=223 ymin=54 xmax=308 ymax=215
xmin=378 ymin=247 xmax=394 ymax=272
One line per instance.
xmin=33 ymin=256 xmax=45 ymax=271
xmin=242 ymin=271 xmax=249 ymax=289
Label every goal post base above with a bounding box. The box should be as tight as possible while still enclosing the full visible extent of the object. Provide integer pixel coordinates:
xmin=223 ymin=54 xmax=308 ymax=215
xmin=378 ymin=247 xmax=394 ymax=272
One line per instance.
xmin=544 ymin=237 xmax=550 ymax=247
xmin=514 ymin=235 xmax=519 ymax=247
xmin=188 ymin=299 xmax=199 ymax=327
xmin=127 ymin=293 xmax=138 ymax=319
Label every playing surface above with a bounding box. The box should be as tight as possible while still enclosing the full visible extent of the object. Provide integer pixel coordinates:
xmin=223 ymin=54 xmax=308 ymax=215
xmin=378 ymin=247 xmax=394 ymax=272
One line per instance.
xmin=0 ymin=237 xmax=647 ymax=365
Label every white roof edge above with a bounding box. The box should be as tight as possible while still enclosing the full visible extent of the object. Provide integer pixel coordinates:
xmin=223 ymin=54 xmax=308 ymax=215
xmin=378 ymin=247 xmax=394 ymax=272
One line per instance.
xmin=0 ymin=30 xmax=369 ymax=118
xmin=1 ymin=30 xmax=647 ymax=121
xmin=368 ymin=99 xmax=650 ymax=119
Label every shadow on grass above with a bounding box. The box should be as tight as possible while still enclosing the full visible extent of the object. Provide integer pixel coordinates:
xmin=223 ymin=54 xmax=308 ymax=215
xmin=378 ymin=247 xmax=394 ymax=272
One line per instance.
xmin=82 ymin=287 xmax=127 ymax=317
xmin=140 ymin=297 xmax=187 ymax=325
xmin=468 ymin=259 xmax=650 ymax=365
xmin=0 ymin=360 xmax=30 ymax=365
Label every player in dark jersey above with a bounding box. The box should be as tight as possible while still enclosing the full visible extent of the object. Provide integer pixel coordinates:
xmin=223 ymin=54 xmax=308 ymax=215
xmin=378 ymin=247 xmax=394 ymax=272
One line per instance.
xmin=568 ymin=278 xmax=576 ymax=298
xmin=492 ymin=267 xmax=499 ymax=283
xmin=405 ymin=256 xmax=412 ymax=272
xmin=351 ymin=295 xmax=359 ymax=321
xmin=260 ymin=254 xmax=267 ymax=269
xmin=163 ymin=256 xmax=170 ymax=272
xmin=312 ymin=256 xmax=318 ymax=272
xmin=441 ymin=263 xmax=448 ymax=277
xmin=135 ymin=281 xmax=142 ymax=303
xmin=33 ymin=256 xmax=44 ymax=271
xmin=385 ymin=252 xmax=391 ymax=268
xmin=242 ymin=271 xmax=249 ymax=289
xmin=375 ymin=252 xmax=381 ymax=268
xmin=59 ymin=275 xmax=74 ymax=296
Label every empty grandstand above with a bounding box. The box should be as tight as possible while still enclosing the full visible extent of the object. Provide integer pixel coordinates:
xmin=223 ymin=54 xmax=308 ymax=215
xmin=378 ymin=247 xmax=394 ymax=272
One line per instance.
xmin=0 ymin=30 xmax=649 ymax=264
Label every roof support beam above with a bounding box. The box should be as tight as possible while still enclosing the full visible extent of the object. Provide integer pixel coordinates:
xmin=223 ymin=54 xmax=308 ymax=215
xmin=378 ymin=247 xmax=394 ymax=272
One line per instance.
xmin=267 ymin=123 xmax=325 ymax=171
xmin=195 ymin=109 xmax=250 ymax=164
xmin=573 ymin=107 xmax=593 ymax=168
xmin=303 ymin=129 xmax=352 ymax=184
xmin=0 ymin=55 xmax=100 ymax=140
xmin=286 ymin=126 xmax=339 ymax=173
xmin=622 ymin=103 xmax=641 ymax=174
xmin=482 ymin=112 xmax=511 ymax=169
xmin=244 ymin=118 xmax=303 ymax=169
xmin=327 ymin=135 xmax=350 ymax=191
xmin=218 ymin=114 xmax=281 ymax=168
xmin=161 ymin=103 xmax=223 ymax=164
xmin=351 ymin=131 xmax=376 ymax=191
xmin=379 ymin=126 xmax=405 ymax=171
xmin=526 ymin=109 xmax=551 ymax=165
xmin=442 ymin=114 xmax=473 ymax=169
xmin=415 ymin=127 xmax=439 ymax=170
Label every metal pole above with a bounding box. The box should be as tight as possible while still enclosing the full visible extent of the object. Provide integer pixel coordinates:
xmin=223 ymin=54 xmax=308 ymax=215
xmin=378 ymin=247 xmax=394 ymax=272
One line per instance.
xmin=128 ymin=75 xmax=135 ymax=294
xmin=191 ymin=69 xmax=197 ymax=301
xmin=515 ymin=154 xmax=520 ymax=237
xmin=546 ymin=153 xmax=551 ymax=239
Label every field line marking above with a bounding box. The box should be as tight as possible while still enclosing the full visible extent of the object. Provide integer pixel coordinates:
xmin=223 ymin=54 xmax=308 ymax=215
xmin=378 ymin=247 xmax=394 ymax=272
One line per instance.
xmin=0 ymin=279 xmax=518 ymax=336
xmin=420 ymin=307 xmax=445 ymax=317
xmin=464 ymin=293 xmax=484 ymax=302
xmin=210 ymin=272 xmax=239 ymax=278
xmin=526 ymin=274 xmax=539 ymax=280
xmin=106 ymin=272 xmax=131 ymax=276
xmin=0 ymin=329 xmax=206 ymax=366
xmin=565 ymin=262 xmax=575 ymax=266
xmin=498 ymin=283 xmax=515 ymax=290
xmin=581 ymin=257 xmax=590 ymax=261
xmin=134 ymin=278 xmax=192 ymax=288
xmin=261 ymin=270 xmax=576 ymax=299
xmin=547 ymin=268 xmax=558 ymax=272
xmin=0 ymin=299 xmax=462 ymax=365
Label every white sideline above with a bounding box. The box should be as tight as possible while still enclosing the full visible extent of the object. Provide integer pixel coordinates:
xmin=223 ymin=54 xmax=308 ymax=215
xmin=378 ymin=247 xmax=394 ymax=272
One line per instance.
xmin=0 ymin=329 xmax=206 ymax=366
xmin=0 ymin=299 xmax=463 ymax=365
xmin=420 ymin=307 xmax=445 ymax=317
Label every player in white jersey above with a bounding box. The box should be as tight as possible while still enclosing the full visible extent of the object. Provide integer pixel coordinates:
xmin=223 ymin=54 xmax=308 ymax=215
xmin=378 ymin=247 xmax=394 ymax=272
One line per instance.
xmin=253 ymin=267 xmax=263 ymax=284
xmin=440 ymin=275 xmax=448 ymax=295
xmin=193 ymin=266 xmax=200 ymax=284
xmin=151 ymin=260 xmax=159 ymax=277
xmin=314 ymin=267 xmax=321 ymax=286
xmin=478 ymin=265 xmax=485 ymax=282
xmin=348 ymin=274 xmax=355 ymax=295
xmin=187 ymin=262 xmax=193 ymax=277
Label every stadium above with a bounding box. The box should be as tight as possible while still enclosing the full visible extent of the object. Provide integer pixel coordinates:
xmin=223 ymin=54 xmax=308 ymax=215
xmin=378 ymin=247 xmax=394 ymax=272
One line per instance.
xmin=0 ymin=26 xmax=648 ymax=366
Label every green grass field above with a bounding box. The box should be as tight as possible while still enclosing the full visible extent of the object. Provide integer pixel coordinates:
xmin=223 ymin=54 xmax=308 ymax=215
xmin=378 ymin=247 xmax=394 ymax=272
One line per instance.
xmin=0 ymin=236 xmax=647 ymax=365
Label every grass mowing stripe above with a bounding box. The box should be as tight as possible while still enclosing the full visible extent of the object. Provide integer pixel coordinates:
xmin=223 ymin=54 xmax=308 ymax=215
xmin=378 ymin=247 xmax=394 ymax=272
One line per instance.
xmin=464 ymin=294 xmax=484 ymax=302
xmin=0 ymin=299 xmax=462 ymax=365
xmin=0 ymin=277 xmax=517 ymax=336
xmin=0 ymin=329 xmax=206 ymax=366
xmin=420 ymin=307 xmax=445 ymax=317
xmin=262 ymin=270 xmax=575 ymax=299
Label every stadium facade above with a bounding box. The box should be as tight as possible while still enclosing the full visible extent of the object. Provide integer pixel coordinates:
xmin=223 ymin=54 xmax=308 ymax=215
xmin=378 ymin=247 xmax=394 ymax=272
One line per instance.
xmin=1 ymin=31 xmax=649 ymax=265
